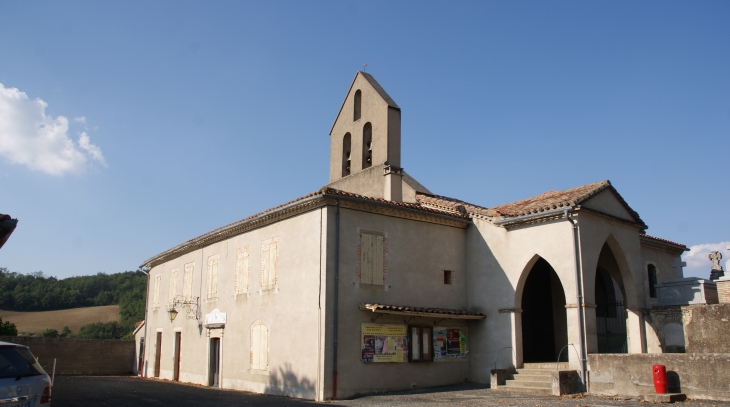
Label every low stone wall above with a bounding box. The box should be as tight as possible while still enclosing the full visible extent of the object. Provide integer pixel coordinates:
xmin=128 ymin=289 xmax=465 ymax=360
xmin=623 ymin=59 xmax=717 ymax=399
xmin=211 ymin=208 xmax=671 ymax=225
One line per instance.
xmin=0 ymin=336 xmax=135 ymax=376
xmin=587 ymin=353 xmax=730 ymax=401
xmin=684 ymin=304 xmax=730 ymax=353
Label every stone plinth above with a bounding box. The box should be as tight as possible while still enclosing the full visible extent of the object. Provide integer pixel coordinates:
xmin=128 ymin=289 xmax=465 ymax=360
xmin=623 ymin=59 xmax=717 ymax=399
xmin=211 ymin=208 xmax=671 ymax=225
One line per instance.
xmin=716 ymin=276 xmax=730 ymax=304
xmin=655 ymin=278 xmax=719 ymax=307
xmin=639 ymin=393 xmax=687 ymax=403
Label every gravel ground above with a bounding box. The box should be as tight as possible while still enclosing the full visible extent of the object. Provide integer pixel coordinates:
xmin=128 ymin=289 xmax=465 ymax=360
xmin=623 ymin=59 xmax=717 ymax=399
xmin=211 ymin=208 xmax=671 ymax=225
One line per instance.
xmin=51 ymin=376 xmax=730 ymax=407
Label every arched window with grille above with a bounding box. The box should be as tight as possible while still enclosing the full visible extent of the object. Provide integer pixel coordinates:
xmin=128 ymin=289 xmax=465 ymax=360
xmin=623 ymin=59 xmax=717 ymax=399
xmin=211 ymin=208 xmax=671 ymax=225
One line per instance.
xmin=362 ymin=122 xmax=372 ymax=169
xmin=353 ymin=90 xmax=362 ymax=121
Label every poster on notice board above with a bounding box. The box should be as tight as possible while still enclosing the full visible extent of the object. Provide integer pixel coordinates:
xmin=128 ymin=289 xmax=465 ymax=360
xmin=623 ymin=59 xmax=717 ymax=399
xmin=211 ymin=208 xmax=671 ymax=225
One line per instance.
xmin=433 ymin=327 xmax=468 ymax=359
xmin=361 ymin=324 xmax=408 ymax=363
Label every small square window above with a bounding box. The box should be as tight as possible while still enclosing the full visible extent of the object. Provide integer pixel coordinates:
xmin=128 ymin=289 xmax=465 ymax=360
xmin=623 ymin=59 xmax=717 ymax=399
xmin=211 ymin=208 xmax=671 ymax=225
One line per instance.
xmin=443 ymin=270 xmax=453 ymax=285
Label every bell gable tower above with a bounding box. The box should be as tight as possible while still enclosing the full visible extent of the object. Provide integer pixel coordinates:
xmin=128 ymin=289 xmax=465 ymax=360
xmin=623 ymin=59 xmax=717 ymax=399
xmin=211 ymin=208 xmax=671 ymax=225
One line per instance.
xmin=329 ymin=72 xmax=403 ymax=201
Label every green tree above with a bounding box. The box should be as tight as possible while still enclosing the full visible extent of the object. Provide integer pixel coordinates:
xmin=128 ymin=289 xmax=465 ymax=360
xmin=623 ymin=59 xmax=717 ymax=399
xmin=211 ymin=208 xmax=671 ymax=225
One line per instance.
xmin=0 ymin=316 xmax=17 ymax=336
xmin=75 ymin=321 xmax=122 ymax=339
xmin=40 ymin=328 xmax=59 ymax=338
xmin=59 ymin=326 xmax=72 ymax=337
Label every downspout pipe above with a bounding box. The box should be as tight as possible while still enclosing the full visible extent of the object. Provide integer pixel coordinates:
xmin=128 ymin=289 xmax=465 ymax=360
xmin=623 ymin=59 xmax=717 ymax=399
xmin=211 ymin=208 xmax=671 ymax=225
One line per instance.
xmin=332 ymin=199 xmax=340 ymax=400
xmin=564 ymin=209 xmax=587 ymax=391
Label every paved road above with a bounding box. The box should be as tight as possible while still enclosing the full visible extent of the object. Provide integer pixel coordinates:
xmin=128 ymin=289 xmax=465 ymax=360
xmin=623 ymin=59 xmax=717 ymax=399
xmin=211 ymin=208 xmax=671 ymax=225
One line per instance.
xmin=51 ymin=376 xmax=729 ymax=407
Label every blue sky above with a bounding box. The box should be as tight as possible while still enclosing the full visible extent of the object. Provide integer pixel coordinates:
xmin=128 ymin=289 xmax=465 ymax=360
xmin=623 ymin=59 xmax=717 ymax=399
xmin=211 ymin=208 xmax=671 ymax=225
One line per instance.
xmin=0 ymin=1 xmax=728 ymax=279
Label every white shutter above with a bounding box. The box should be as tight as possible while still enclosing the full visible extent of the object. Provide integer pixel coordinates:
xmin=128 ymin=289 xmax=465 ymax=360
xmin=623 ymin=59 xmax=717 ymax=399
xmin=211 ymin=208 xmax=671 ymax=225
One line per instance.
xmin=207 ymin=257 xmax=213 ymax=298
xmin=260 ymin=325 xmax=269 ymax=369
xmin=361 ymin=234 xmax=374 ymax=285
xmin=183 ymin=263 xmax=193 ymax=301
xmin=235 ymin=248 xmax=243 ymax=294
xmin=242 ymin=250 xmax=249 ymax=293
xmin=211 ymin=257 xmax=218 ymax=297
xmin=168 ymin=269 xmax=178 ymax=307
xmin=251 ymin=325 xmax=261 ymax=370
xmin=153 ymin=274 xmax=161 ymax=307
xmin=261 ymin=243 xmax=270 ymax=289
xmin=371 ymin=235 xmax=384 ymax=285
xmin=268 ymin=242 xmax=277 ymax=287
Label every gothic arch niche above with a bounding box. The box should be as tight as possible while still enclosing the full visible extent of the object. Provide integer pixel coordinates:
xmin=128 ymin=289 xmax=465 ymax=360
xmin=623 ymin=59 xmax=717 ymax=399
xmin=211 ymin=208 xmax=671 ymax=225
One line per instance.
xmin=342 ymin=133 xmax=351 ymax=177
xmin=520 ymin=257 xmax=568 ymax=362
xmin=362 ymin=122 xmax=372 ymax=169
xmin=594 ymin=242 xmax=629 ymax=353
xmin=353 ymin=89 xmax=362 ymax=121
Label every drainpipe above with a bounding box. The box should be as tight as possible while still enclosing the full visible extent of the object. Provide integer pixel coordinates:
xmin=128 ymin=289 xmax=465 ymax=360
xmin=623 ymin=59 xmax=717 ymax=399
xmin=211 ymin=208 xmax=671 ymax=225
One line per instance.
xmin=564 ymin=209 xmax=587 ymax=391
xmin=138 ymin=266 xmax=150 ymax=377
xmin=333 ymin=199 xmax=340 ymax=400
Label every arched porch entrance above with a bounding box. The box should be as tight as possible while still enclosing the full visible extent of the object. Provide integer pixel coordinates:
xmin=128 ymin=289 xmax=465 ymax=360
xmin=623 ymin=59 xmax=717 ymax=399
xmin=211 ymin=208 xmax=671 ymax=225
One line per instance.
xmin=521 ymin=258 xmax=568 ymax=362
xmin=594 ymin=243 xmax=628 ymax=353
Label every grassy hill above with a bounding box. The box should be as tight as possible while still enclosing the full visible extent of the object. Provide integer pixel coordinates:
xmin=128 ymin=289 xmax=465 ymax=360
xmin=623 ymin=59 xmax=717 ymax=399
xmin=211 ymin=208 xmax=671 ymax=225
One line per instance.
xmin=0 ymin=305 xmax=121 ymax=334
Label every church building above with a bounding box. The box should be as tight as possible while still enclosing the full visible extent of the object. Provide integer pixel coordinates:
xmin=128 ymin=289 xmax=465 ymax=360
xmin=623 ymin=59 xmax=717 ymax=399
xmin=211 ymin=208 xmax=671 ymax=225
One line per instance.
xmin=138 ymin=72 xmax=688 ymax=400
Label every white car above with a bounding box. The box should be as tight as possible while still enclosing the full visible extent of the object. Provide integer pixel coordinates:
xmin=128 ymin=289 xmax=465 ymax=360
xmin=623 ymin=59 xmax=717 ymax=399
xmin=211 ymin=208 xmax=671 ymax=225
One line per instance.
xmin=0 ymin=341 xmax=51 ymax=407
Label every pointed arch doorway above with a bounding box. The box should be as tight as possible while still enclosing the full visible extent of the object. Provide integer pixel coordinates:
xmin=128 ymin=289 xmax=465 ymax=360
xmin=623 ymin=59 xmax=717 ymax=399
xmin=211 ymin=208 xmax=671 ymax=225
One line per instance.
xmin=595 ymin=243 xmax=628 ymax=353
xmin=521 ymin=258 xmax=569 ymax=362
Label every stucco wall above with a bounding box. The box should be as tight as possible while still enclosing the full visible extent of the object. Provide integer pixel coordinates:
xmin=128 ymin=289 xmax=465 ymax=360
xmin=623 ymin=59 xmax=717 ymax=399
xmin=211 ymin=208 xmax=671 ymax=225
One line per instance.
xmin=1 ymin=336 xmax=135 ymax=375
xmin=588 ymin=353 xmax=730 ymax=401
xmin=331 ymin=206 xmax=472 ymax=398
xmin=143 ymin=208 xmax=328 ymax=400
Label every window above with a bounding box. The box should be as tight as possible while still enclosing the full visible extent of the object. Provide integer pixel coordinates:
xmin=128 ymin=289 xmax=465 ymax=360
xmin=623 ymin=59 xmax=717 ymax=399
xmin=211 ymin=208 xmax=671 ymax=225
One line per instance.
xmin=443 ymin=270 xmax=453 ymax=285
xmin=360 ymin=233 xmax=384 ymax=285
xmin=353 ymin=89 xmax=362 ymax=121
xmin=648 ymin=264 xmax=658 ymax=298
xmin=183 ymin=263 xmax=194 ymax=301
xmin=168 ymin=268 xmax=178 ymax=308
xmin=362 ymin=122 xmax=372 ymax=169
xmin=153 ymin=274 xmax=161 ymax=308
xmin=260 ymin=238 xmax=279 ymax=290
xmin=408 ymin=325 xmax=433 ymax=362
xmin=250 ymin=320 xmax=269 ymax=371
xmin=342 ymin=133 xmax=352 ymax=177
xmin=235 ymin=247 xmax=250 ymax=295
xmin=207 ymin=254 xmax=219 ymax=299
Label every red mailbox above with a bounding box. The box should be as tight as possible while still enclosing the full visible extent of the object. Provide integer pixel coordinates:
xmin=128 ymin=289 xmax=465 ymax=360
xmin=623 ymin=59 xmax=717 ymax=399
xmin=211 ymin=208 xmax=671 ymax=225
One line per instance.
xmin=653 ymin=364 xmax=668 ymax=394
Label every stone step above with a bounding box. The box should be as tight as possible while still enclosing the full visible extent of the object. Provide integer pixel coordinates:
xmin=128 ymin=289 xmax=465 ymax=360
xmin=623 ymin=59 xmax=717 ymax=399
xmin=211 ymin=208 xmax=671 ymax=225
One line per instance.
xmin=504 ymin=380 xmax=552 ymax=389
xmin=515 ymin=368 xmax=557 ymax=375
xmin=522 ymin=362 xmax=569 ymax=370
xmin=496 ymin=385 xmax=553 ymax=395
xmin=510 ymin=374 xmax=552 ymax=383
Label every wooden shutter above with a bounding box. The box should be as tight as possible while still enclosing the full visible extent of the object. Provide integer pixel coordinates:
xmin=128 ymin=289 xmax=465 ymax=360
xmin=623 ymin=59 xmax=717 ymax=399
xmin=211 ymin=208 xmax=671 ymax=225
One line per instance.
xmin=261 ymin=243 xmax=270 ymax=289
xmin=211 ymin=257 xmax=218 ymax=297
xmin=260 ymin=325 xmax=269 ymax=369
xmin=183 ymin=264 xmax=193 ymax=301
xmin=153 ymin=274 xmax=161 ymax=307
xmin=251 ymin=325 xmax=261 ymax=370
xmin=207 ymin=257 xmax=214 ymax=298
xmin=361 ymin=234 xmax=374 ymax=284
xmin=361 ymin=234 xmax=383 ymax=285
xmin=168 ymin=269 xmax=178 ymax=307
xmin=235 ymin=248 xmax=243 ymax=294
xmin=268 ymin=242 xmax=277 ymax=287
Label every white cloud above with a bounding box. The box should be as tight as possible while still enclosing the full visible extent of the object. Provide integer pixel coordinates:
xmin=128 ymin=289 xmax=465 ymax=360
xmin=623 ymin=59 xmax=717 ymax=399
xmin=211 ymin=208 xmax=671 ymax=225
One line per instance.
xmin=0 ymin=83 xmax=106 ymax=175
xmin=683 ymin=241 xmax=730 ymax=278
xmin=73 ymin=116 xmax=86 ymax=124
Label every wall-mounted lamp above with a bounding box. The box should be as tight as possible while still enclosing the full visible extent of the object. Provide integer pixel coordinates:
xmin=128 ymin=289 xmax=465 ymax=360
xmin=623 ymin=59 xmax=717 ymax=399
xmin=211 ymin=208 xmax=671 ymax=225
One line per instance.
xmin=167 ymin=308 xmax=179 ymax=322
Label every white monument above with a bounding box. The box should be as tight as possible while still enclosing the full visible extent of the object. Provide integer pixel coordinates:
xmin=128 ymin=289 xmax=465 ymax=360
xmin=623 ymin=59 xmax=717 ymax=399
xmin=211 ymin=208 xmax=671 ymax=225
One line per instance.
xmin=654 ymin=257 xmax=719 ymax=307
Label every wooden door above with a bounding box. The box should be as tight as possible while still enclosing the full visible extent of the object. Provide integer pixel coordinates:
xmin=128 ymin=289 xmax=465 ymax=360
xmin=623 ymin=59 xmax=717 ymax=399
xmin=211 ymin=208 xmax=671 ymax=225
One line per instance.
xmin=154 ymin=332 xmax=162 ymax=377
xmin=174 ymin=332 xmax=182 ymax=380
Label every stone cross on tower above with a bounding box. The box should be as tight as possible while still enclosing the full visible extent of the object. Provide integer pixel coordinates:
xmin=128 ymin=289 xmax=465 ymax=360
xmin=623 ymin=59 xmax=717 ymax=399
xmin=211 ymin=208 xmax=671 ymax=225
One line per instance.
xmin=671 ymin=257 xmax=686 ymax=279
xmin=709 ymin=250 xmax=724 ymax=281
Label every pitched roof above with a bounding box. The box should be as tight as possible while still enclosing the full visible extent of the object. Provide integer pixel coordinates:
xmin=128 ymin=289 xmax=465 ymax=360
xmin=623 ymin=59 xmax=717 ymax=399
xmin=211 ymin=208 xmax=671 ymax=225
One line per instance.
xmin=359 ymin=71 xmax=399 ymax=109
xmin=360 ymin=303 xmax=485 ymax=319
xmin=640 ymin=234 xmax=688 ymax=251
xmin=417 ymin=180 xmax=646 ymax=227
xmin=330 ymin=71 xmax=399 ymax=134
xmin=141 ymin=187 xmax=469 ymax=268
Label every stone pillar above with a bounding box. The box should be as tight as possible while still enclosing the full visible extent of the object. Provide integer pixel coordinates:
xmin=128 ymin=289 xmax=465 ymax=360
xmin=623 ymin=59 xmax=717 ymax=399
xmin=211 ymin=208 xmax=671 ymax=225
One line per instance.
xmin=583 ymin=305 xmax=598 ymax=354
xmin=716 ymin=276 xmax=730 ymax=303
xmin=383 ymin=164 xmax=403 ymax=202
xmin=565 ymin=304 xmax=583 ymax=370
xmin=626 ymin=308 xmax=646 ymax=353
